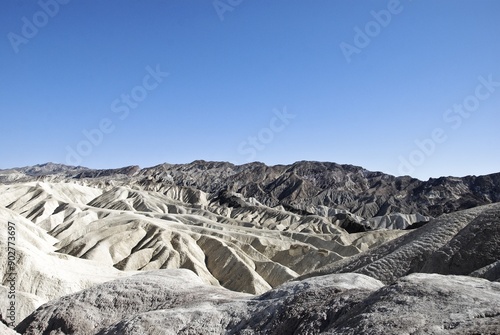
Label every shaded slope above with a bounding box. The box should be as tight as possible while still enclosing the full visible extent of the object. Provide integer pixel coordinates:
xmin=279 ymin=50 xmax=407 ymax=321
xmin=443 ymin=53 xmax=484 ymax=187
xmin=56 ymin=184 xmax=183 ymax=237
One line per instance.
xmin=300 ymin=203 xmax=500 ymax=283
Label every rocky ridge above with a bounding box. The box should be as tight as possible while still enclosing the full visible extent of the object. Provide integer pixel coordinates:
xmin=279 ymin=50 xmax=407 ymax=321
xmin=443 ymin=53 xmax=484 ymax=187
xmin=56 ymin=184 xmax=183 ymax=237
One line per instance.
xmin=3 ymin=161 xmax=500 ymax=230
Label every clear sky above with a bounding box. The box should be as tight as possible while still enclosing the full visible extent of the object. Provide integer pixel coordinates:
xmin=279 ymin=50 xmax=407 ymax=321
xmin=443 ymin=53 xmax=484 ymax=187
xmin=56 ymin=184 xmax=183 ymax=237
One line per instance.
xmin=1 ymin=0 xmax=499 ymax=180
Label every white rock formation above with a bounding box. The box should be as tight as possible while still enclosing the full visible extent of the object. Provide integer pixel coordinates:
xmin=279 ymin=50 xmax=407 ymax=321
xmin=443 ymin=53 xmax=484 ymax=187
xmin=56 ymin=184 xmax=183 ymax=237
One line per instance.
xmin=0 ymin=207 xmax=131 ymax=323
xmin=0 ymin=173 xmax=498 ymax=333
xmin=0 ymin=181 xmax=405 ymax=325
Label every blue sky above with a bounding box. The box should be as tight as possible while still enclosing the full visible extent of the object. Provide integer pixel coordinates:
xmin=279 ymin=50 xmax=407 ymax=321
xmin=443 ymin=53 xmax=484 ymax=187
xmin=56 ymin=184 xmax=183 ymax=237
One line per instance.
xmin=1 ymin=0 xmax=499 ymax=180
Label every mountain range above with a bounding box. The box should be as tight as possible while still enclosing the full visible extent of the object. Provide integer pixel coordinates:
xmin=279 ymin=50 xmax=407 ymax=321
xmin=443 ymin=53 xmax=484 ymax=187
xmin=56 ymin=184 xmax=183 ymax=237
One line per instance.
xmin=3 ymin=161 xmax=500 ymax=225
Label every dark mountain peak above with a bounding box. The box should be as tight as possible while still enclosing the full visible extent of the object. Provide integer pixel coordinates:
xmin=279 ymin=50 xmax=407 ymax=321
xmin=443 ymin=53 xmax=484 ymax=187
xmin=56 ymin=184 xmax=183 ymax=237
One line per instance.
xmin=16 ymin=162 xmax=89 ymax=176
xmin=186 ymin=160 xmax=236 ymax=170
xmin=74 ymin=165 xmax=140 ymax=179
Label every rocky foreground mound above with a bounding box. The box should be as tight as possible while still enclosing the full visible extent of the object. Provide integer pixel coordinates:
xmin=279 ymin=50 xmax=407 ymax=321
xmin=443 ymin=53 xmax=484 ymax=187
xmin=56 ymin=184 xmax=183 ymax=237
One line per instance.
xmin=15 ymin=269 xmax=500 ymax=335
